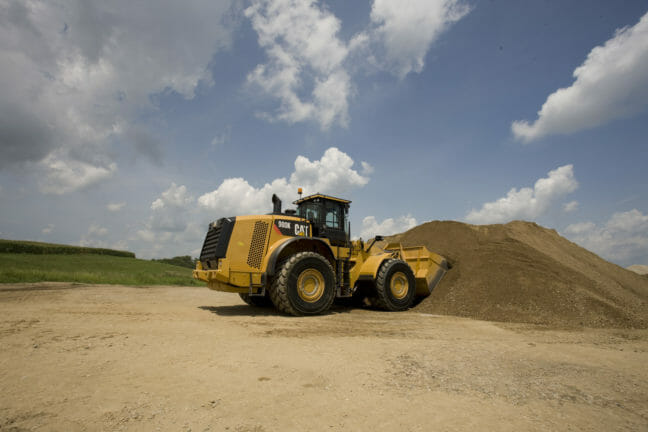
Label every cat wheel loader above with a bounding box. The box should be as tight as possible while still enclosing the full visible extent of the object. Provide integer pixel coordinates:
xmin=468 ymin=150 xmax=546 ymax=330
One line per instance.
xmin=193 ymin=192 xmax=448 ymax=316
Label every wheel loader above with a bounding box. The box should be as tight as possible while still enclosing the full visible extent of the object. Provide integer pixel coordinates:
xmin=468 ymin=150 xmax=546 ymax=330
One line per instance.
xmin=193 ymin=192 xmax=448 ymax=316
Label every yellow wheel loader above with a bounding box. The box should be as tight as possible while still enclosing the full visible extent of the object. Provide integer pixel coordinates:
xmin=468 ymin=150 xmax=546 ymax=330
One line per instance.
xmin=193 ymin=192 xmax=448 ymax=316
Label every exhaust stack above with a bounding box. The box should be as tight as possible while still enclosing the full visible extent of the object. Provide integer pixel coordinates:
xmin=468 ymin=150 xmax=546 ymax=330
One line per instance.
xmin=272 ymin=194 xmax=282 ymax=214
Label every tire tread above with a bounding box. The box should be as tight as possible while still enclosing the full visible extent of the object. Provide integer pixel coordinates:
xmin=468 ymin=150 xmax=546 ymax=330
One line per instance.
xmin=372 ymin=259 xmax=415 ymax=311
xmin=269 ymin=251 xmax=335 ymax=316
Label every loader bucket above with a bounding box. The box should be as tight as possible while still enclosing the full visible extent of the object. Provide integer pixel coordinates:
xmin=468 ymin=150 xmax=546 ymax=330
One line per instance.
xmin=384 ymin=243 xmax=448 ymax=296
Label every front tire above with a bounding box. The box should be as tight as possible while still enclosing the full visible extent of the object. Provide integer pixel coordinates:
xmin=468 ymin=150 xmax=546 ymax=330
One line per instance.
xmin=270 ymin=252 xmax=336 ymax=316
xmin=371 ymin=259 xmax=416 ymax=311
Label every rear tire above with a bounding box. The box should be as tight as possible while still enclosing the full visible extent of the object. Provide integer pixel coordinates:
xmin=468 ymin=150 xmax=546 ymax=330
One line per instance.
xmin=269 ymin=252 xmax=336 ymax=316
xmin=239 ymin=293 xmax=272 ymax=307
xmin=371 ymin=259 xmax=416 ymax=311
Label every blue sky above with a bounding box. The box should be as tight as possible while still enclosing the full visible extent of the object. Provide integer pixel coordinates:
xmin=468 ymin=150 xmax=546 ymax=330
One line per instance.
xmin=1 ymin=0 xmax=647 ymax=266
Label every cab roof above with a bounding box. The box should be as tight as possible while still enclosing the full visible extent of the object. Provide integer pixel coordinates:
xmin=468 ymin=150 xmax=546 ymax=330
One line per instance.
xmin=293 ymin=193 xmax=351 ymax=205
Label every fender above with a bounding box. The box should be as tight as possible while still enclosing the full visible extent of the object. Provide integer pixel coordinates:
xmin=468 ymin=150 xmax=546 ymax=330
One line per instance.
xmin=357 ymin=253 xmax=393 ymax=280
xmin=264 ymin=237 xmax=336 ymax=277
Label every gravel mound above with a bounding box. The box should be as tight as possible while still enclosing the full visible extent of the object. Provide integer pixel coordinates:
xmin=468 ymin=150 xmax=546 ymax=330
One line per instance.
xmin=627 ymin=265 xmax=648 ymax=276
xmin=390 ymin=221 xmax=648 ymax=328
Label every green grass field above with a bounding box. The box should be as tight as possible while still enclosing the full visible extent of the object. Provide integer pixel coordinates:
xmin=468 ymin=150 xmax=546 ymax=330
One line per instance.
xmin=0 ymin=239 xmax=135 ymax=257
xmin=0 ymin=253 xmax=203 ymax=286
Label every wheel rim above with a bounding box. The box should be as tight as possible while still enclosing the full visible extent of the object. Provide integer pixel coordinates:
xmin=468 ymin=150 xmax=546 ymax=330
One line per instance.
xmin=296 ymin=268 xmax=325 ymax=302
xmin=390 ymin=271 xmax=409 ymax=299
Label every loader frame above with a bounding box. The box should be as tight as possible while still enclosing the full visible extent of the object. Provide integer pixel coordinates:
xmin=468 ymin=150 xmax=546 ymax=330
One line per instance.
xmin=193 ymin=193 xmax=447 ymax=315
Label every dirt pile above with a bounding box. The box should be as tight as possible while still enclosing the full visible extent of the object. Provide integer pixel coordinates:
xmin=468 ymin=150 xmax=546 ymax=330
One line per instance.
xmin=628 ymin=265 xmax=648 ymax=276
xmin=390 ymin=221 xmax=648 ymax=328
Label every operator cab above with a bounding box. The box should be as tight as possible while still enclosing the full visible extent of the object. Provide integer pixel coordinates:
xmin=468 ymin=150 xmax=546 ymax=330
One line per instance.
xmin=294 ymin=193 xmax=350 ymax=247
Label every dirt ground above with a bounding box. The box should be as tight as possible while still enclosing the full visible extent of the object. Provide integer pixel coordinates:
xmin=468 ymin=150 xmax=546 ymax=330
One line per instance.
xmin=1 ymin=284 xmax=647 ymax=432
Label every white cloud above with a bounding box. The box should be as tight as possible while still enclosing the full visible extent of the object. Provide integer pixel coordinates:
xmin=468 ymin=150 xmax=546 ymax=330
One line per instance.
xmin=290 ymin=147 xmax=370 ymax=193
xmin=364 ymin=0 xmax=470 ymax=77
xmin=88 ymin=224 xmax=108 ymax=237
xmin=135 ymin=147 xmax=370 ymax=258
xmin=145 ymin=183 xmax=194 ymax=232
xmin=151 ymin=183 xmax=193 ymax=211
xmin=245 ymin=0 xmax=351 ymax=129
xmin=243 ymin=0 xmax=469 ymax=128
xmin=38 ymin=154 xmax=117 ymax=195
xmin=563 ymin=200 xmax=579 ymax=213
xmin=107 ymin=202 xmax=126 ymax=212
xmin=360 ymin=214 xmax=417 ymax=239
xmin=564 ymin=209 xmax=648 ymax=266
xmin=563 ymin=221 xmax=596 ymax=235
xmin=41 ymin=224 xmax=54 ymax=235
xmin=0 ymin=0 xmax=238 ymax=190
xmin=135 ymin=183 xmax=204 ymax=258
xmin=198 ymin=147 xmax=369 ymax=216
xmin=79 ymin=223 xmax=112 ymax=247
xmin=361 ymin=161 xmax=374 ymax=176
xmin=512 ymin=12 xmax=648 ymax=142
xmin=197 ymin=177 xmax=291 ymax=216
xmin=465 ymin=164 xmax=578 ymax=224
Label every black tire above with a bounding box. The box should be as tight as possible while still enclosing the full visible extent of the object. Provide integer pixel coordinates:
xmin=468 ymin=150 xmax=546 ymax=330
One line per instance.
xmin=269 ymin=252 xmax=336 ymax=316
xmin=371 ymin=259 xmax=416 ymax=311
xmin=238 ymin=293 xmax=273 ymax=307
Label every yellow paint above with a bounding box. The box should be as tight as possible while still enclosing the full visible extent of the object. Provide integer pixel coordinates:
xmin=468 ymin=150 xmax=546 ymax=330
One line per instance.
xmin=389 ymin=271 xmax=409 ymax=299
xmin=195 ymin=213 xmax=447 ymax=298
xmin=296 ymin=268 xmax=325 ymax=302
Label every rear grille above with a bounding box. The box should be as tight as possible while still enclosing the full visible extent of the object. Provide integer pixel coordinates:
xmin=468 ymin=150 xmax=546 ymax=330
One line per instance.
xmin=200 ymin=225 xmax=222 ymax=259
xmin=247 ymin=221 xmax=268 ymax=269
xmin=200 ymin=217 xmax=235 ymax=262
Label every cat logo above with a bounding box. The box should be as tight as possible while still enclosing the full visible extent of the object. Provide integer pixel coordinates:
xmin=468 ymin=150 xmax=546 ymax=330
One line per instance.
xmin=294 ymin=224 xmax=307 ymax=236
xmin=273 ymin=219 xmax=310 ymax=237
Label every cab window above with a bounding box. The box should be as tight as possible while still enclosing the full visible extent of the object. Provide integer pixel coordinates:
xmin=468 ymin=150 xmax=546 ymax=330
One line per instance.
xmin=325 ymin=206 xmax=340 ymax=229
xmin=299 ymin=202 xmax=320 ymax=222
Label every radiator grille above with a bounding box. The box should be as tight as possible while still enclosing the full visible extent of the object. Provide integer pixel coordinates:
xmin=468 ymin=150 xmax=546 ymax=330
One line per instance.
xmin=247 ymin=221 xmax=268 ymax=268
xmin=199 ymin=217 xmax=235 ymax=262
xmin=200 ymin=223 xmax=222 ymax=260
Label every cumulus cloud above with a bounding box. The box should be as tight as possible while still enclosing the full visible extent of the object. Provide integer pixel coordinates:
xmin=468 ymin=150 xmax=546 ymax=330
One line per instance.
xmin=79 ymin=223 xmax=115 ymax=248
xmin=88 ymin=224 xmax=108 ymax=237
xmin=361 ymin=161 xmax=374 ymax=176
xmin=512 ymin=12 xmax=648 ymax=142
xmin=198 ymin=177 xmax=292 ymax=217
xmin=135 ymin=183 xmax=205 ymax=258
xmin=198 ymin=147 xmax=369 ymax=216
xmin=107 ymin=202 xmax=126 ymax=212
xmin=564 ymin=209 xmax=648 ymax=266
xmin=244 ymin=0 xmax=469 ymax=128
xmin=465 ymin=164 xmax=578 ymax=224
xmin=364 ymin=0 xmax=471 ymax=77
xmin=134 ymin=147 xmax=370 ymax=257
xmin=359 ymin=214 xmax=417 ymax=239
xmin=0 ymin=0 xmax=238 ymax=190
xmin=38 ymin=154 xmax=117 ymax=195
xmin=245 ymin=0 xmax=351 ymax=129
xmin=145 ymin=183 xmax=194 ymax=233
xmin=151 ymin=183 xmax=193 ymax=211
xmin=563 ymin=200 xmax=579 ymax=213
